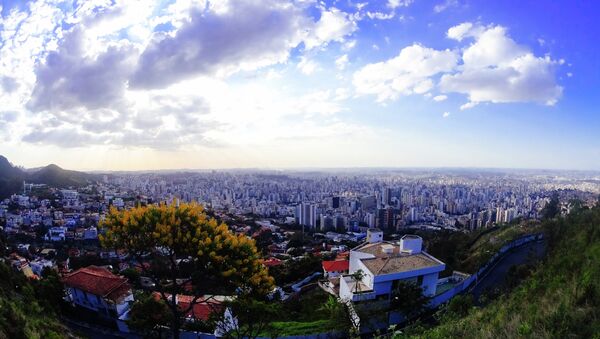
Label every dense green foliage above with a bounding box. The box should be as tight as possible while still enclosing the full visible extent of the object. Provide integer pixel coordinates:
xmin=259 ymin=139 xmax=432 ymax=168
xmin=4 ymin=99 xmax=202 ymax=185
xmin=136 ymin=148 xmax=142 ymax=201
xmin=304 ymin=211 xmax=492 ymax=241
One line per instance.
xmin=0 ymin=262 xmax=71 ymax=339
xmin=257 ymin=289 xmax=351 ymax=337
xmin=127 ymin=292 xmax=172 ymax=338
xmin=424 ymin=219 xmax=541 ymax=274
xmin=268 ymin=254 xmax=322 ymax=286
xmin=396 ymin=202 xmax=600 ymax=338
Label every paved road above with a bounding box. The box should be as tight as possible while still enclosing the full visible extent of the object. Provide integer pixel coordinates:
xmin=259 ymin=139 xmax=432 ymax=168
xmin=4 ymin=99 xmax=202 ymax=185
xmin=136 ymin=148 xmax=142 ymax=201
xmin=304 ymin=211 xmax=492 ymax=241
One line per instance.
xmin=471 ymin=240 xmax=546 ymax=302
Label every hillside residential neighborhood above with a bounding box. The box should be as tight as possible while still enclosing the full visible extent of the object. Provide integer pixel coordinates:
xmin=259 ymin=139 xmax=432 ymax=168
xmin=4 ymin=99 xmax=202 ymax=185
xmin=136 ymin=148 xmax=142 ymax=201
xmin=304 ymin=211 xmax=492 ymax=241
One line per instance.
xmin=0 ymin=163 xmax=598 ymax=336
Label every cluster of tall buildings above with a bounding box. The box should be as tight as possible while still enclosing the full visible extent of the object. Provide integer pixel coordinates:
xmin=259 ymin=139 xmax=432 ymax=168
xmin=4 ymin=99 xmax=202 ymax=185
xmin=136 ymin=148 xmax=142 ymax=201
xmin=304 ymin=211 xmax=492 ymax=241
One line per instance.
xmin=103 ymin=169 xmax=599 ymax=233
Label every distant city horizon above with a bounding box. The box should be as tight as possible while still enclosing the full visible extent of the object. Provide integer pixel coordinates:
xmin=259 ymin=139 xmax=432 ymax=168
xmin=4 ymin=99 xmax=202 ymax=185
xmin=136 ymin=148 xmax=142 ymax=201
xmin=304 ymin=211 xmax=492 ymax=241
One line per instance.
xmin=10 ymin=160 xmax=600 ymax=175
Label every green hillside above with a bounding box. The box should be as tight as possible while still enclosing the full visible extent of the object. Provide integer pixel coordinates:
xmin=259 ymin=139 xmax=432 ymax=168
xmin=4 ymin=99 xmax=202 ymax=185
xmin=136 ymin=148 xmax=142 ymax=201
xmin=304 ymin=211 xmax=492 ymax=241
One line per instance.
xmin=397 ymin=202 xmax=600 ymax=339
xmin=0 ymin=155 xmax=26 ymax=199
xmin=0 ymin=156 xmax=98 ymax=198
xmin=0 ymin=261 xmax=72 ymax=339
xmin=28 ymin=164 xmax=96 ymax=188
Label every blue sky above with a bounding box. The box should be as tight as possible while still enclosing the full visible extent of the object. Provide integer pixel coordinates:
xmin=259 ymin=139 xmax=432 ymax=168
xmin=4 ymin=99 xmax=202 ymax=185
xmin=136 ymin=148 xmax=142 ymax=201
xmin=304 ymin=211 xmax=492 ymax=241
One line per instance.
xmin=0 ymin=0 xmax=598 ymax=170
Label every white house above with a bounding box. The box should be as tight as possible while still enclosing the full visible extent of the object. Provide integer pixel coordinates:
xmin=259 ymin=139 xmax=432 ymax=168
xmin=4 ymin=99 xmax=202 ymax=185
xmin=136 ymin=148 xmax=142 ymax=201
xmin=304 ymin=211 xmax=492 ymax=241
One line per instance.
xmin=63 ymin=266 xmax=134 ymax=318
xmin=45 ymin=226 xmax=67 ymax=241
xmin=340 ymin=231 xmax=445 ymax=302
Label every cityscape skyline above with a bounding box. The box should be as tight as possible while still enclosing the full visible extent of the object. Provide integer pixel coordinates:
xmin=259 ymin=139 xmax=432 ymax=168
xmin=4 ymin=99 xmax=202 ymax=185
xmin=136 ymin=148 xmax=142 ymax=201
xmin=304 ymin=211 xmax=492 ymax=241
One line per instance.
xmin=1 ymin=0 xmax=599 ymax=171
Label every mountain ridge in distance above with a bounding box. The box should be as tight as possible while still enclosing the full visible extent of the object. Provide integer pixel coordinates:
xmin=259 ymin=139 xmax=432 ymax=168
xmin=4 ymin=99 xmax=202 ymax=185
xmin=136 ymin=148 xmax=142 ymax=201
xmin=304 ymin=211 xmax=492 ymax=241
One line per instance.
xmin=0 ymin=155 xmax=98 ymax=198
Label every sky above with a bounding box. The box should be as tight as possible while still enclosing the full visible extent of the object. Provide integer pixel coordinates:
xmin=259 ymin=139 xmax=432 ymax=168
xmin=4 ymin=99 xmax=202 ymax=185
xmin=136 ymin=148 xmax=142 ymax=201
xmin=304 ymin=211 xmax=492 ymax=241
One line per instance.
xmin=0 ymin=0 xmax=598 ymax=171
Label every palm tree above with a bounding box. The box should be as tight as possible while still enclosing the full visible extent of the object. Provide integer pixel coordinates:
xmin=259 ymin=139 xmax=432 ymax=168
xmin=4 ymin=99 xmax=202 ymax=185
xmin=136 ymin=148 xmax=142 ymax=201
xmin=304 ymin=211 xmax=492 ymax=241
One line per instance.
xmin=350 ymin=269 xmax=366 ymax=294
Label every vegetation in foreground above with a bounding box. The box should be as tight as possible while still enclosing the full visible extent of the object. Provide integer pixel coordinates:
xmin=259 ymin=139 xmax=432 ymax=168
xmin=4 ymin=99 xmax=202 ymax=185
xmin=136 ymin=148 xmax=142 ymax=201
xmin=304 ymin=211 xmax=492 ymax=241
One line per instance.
xmin=396 ymin=200 xmax=600 ymax=338
xmin=100 ymin=201 xmax=274 ymax=339
xmin=0 ymin=262 xmax=71 ymax=339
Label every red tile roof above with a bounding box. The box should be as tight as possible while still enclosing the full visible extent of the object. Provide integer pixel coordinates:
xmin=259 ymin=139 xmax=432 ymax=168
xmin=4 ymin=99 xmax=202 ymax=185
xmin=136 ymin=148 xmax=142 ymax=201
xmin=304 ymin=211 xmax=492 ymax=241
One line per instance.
xmin=63 ymin=266 xmax=131 ymax=303
xmin=322 ymin=260 xmax=349 ymax=272
xmin=263 ymin=257 xmax=283 ymax=267
xmin=153 ymin=293 xmax=223 ymax=321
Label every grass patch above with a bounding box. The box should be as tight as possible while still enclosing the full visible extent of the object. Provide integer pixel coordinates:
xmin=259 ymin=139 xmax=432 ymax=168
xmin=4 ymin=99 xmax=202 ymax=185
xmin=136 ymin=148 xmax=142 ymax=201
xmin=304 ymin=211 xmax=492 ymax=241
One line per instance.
xmin=262 ymin=320 xmax=337 ymax=337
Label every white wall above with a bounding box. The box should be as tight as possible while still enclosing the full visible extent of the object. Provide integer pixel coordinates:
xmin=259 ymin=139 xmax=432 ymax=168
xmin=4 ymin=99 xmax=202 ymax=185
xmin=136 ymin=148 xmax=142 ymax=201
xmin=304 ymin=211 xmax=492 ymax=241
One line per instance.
xmin=400 ymin=236 xmax=422 ymax=254
xmin=68 ymin=287 xmax=132 ymax=317
xmin=349 ymin=250 xmax=374 ymax=273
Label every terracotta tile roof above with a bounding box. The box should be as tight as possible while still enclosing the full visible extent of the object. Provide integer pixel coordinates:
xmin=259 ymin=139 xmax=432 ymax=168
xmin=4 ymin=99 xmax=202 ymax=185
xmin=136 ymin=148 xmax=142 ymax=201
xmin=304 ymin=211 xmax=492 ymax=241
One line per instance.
xmin=63 ymin=265 xmax=131 ymax=303
xmin=322 ymin=260 xmax=349 ymax=272
xmin=263 ymin=257 xmax=283 ymax=267
xmin=154 ymin=293 xmax=223 ymax=321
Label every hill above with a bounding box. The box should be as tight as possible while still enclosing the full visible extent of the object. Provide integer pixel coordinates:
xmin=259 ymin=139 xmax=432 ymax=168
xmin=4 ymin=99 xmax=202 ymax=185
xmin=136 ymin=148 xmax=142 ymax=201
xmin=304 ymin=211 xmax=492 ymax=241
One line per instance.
xmin=397 ymin=202 xmax=600 ymax=338
xmin=0 ymin=156 xmax=26 ymax=199
xmin=0 ymin=156 xmax=98 ymax=198
xmin=28 ymin=164 xmax=96 ymax=188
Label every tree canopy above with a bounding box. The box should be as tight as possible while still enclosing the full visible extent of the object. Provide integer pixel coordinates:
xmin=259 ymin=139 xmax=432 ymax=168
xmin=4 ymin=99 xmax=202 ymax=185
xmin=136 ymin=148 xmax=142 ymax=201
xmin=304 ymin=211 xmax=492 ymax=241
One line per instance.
xmin=100 ymin=201 xmax=274 ymax=338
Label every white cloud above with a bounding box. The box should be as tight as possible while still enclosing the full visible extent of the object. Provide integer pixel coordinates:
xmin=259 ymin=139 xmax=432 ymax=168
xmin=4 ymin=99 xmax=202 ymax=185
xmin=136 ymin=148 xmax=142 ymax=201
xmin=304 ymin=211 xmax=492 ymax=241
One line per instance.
xmin=353 ymin=44 xmax=458 ymax=102
xmin=433 ymin=95 xmax=448 ymax=102
xmin=434 ymin=0 xmax=459 ymax=13
xmin=447 ymin=22 xmax=475 ymax=41
xmin=304 ymin=7 xmax=357 ymax=49
xmin=131 ymin=0 xmax=309 ymax=89
xmin=459 ymin=102 xmax=477 ymax=110
xmin=335 ymin=54 xmax=349 ymax=70
xmin=297 ymin=56 xmax=319 ymax=75
xmin=366 ymin=11 xmax=395 ymax=20
xmin=441 ymin=23 xmax=563 ymax=107
xmin=343 ymin=40 xmax=357 ymax=50
xmin=387 ymin=0 xmax=414 ymax=9
xmin=442 ymin=111 xmax=450 ymax=117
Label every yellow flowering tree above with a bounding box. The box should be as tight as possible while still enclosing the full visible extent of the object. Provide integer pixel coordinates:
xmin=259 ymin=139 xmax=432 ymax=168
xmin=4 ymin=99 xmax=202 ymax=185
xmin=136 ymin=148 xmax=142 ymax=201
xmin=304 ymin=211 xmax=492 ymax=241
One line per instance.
xmin=100 ymin=201 xmax=273 ymax=338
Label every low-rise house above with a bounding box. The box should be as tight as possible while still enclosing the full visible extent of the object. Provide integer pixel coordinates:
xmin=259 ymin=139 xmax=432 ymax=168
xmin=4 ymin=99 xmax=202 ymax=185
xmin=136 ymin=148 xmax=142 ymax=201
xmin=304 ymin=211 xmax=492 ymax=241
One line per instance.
xmin=340 ymin=230 xmax=445 ymax=302
xmin=63 ymin=266 xmax=134 ymax=318
xmin=45 ymin=226 xmax=67 ymax=241
xmin=322 ymin=259 xmax=349 ymax=278
xmin=153 ymin=292 xmax=224 ymax=322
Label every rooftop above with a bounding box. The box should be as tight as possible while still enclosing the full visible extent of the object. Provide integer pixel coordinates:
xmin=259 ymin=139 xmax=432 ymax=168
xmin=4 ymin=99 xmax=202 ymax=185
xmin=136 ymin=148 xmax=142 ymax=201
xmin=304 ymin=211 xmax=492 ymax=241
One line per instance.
xmin=354 ymin=241 xmax=402 ymax=257
xmin=322 ymin=260 xmax=349 ymax=272
xmin=63 ymin=265 xmax=131 ymax=303
xmin=361 ymin=253 xmax=442 ymax=275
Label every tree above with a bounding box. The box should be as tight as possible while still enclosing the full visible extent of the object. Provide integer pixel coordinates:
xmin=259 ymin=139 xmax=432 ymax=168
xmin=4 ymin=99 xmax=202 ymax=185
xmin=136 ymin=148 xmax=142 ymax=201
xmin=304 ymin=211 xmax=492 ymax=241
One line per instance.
xmin=287 ymin=232 xmax=308 ymax=249
xmin=350 ymin=269 xmax=366 ymax=293
xmin=122 ymin=268 xmax=142 ymax=288
xmin=252 ymin=229 xmax=273 ymax=255
xmin=127 ymin=293 xmax=172 ymax=338
xmin=318 ymin=295 xmax=352 ymax=333
xmin=33 ymin=267 xmax=64 ymax=315
xmin=213 ymin=296 xmax=281 ymax=339
xmin=390 ymin=281 xmax=430 ymax=320
xmin=542 ymin=192 xmax=560 ymax=220
xmin=100 ymin=201 xmax=274 ymax=339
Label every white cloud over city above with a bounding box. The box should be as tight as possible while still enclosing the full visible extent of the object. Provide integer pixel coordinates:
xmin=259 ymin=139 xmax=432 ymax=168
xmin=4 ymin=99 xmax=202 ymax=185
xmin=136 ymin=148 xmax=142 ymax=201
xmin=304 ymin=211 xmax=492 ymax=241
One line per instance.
xmin=0 ymin=0 xmax=573 ymax=170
